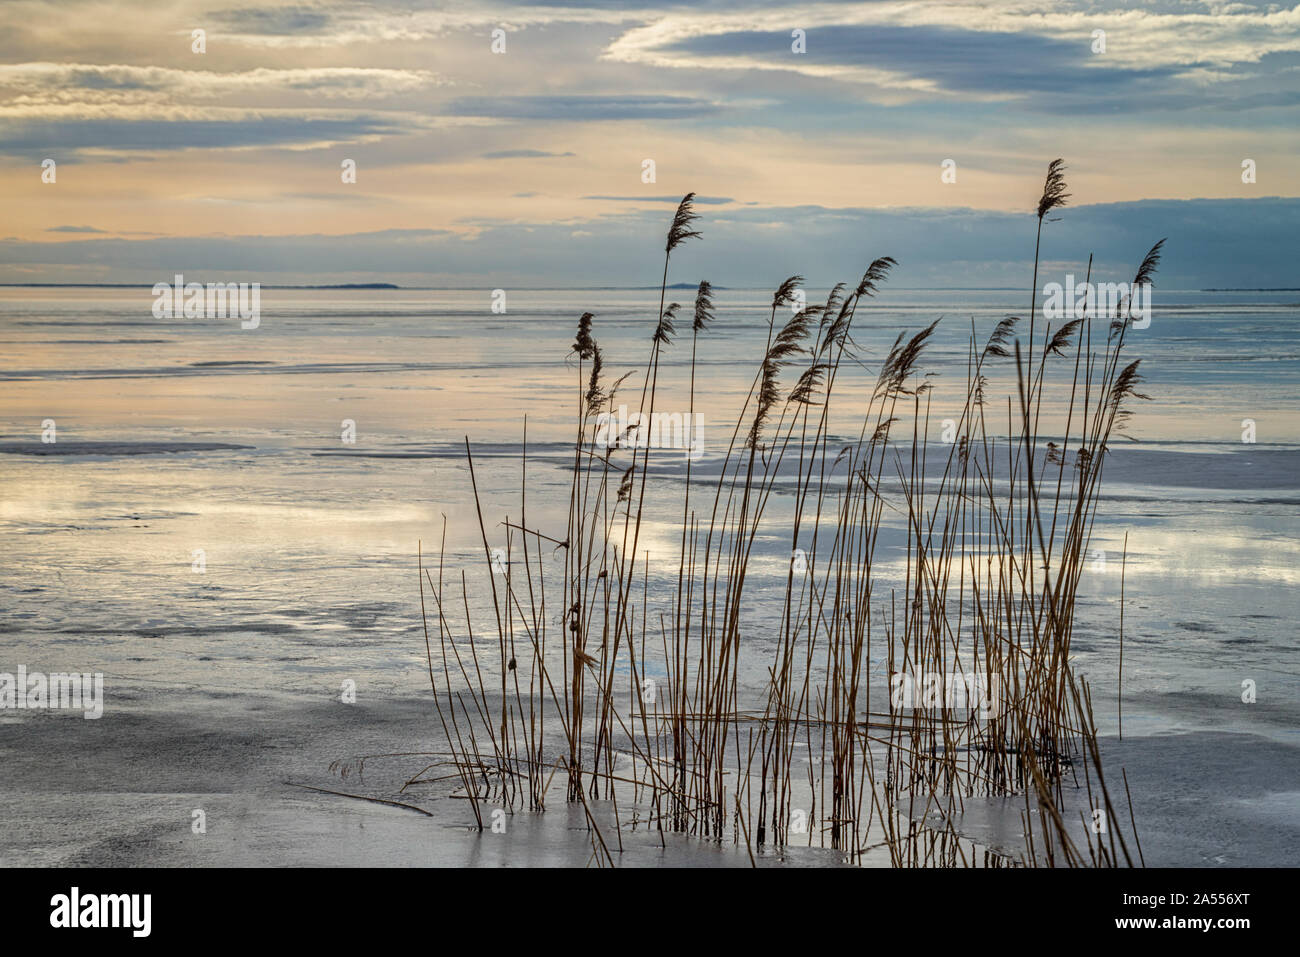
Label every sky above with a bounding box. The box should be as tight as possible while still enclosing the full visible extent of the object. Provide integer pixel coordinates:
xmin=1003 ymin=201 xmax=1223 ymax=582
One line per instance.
xmin=1 ymin=0 xmax=1297 ymax=288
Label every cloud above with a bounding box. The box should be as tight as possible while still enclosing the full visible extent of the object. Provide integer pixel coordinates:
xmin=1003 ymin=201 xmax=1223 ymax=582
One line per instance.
xmin=208 ymin=5 xmax=335 ymax=35
xmin=46 ymin=225 xmax=107 ymax=233
xmin=4 ymin=198 xmax=1296 ymax=290
xmin=603 ymin=1 xmax=1300 ymax=107
xmin=192 ymin=3 xmax=637 ymax=49
xmin=447 ymin=94 xmax=720 ymax=120
xmin=482 ymin=149 xmax=577 ymax=158
xmin=583 ymin=195 xmax=735 ymax=204
xmin=0 ymin=63 xmax=445 ymax=107
xmin=0 ymin=0 xmax=1293 ymax=279
xmin=666 ymin=25 xmax=1172 ymax=96
xmin=0 ymin=113 xmax=412 ymax=156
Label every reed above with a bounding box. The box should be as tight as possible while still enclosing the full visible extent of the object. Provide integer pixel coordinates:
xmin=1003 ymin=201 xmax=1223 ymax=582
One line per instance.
xmin=416 ymin=160 xmax=1154 ymax=867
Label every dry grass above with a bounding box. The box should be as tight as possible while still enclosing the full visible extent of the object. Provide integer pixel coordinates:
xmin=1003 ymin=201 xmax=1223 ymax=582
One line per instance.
xmin=416 ymin=160 xmax=1160 ymax=867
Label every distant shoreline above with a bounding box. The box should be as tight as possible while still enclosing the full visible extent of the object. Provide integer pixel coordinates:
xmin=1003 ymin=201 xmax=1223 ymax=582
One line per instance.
xmin=0 ymin=282 xmax=403 ymax=290
xmin=2 ymin=283 xmax=1293 ymax=292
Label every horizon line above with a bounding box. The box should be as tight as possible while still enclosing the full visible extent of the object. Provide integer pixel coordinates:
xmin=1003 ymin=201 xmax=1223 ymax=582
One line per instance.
xmin=3 ymin=283 xmax=1296 ymax=293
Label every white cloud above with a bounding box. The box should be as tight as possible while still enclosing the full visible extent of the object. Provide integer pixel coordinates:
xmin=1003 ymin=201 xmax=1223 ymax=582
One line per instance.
xmin=0 ymin=62 xmax=445 ymax=105
xmin=602 ymin=1 xmax=1300 ymax=93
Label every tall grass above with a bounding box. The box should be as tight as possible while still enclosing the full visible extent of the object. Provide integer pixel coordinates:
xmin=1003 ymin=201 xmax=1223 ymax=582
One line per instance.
xmin=417 ymin=160 xmax=1155 ymax=867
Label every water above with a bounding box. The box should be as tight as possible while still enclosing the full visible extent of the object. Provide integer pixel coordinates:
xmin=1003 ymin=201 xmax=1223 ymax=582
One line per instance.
xmin=2 ymin=286 xmax=1298 ymax=865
